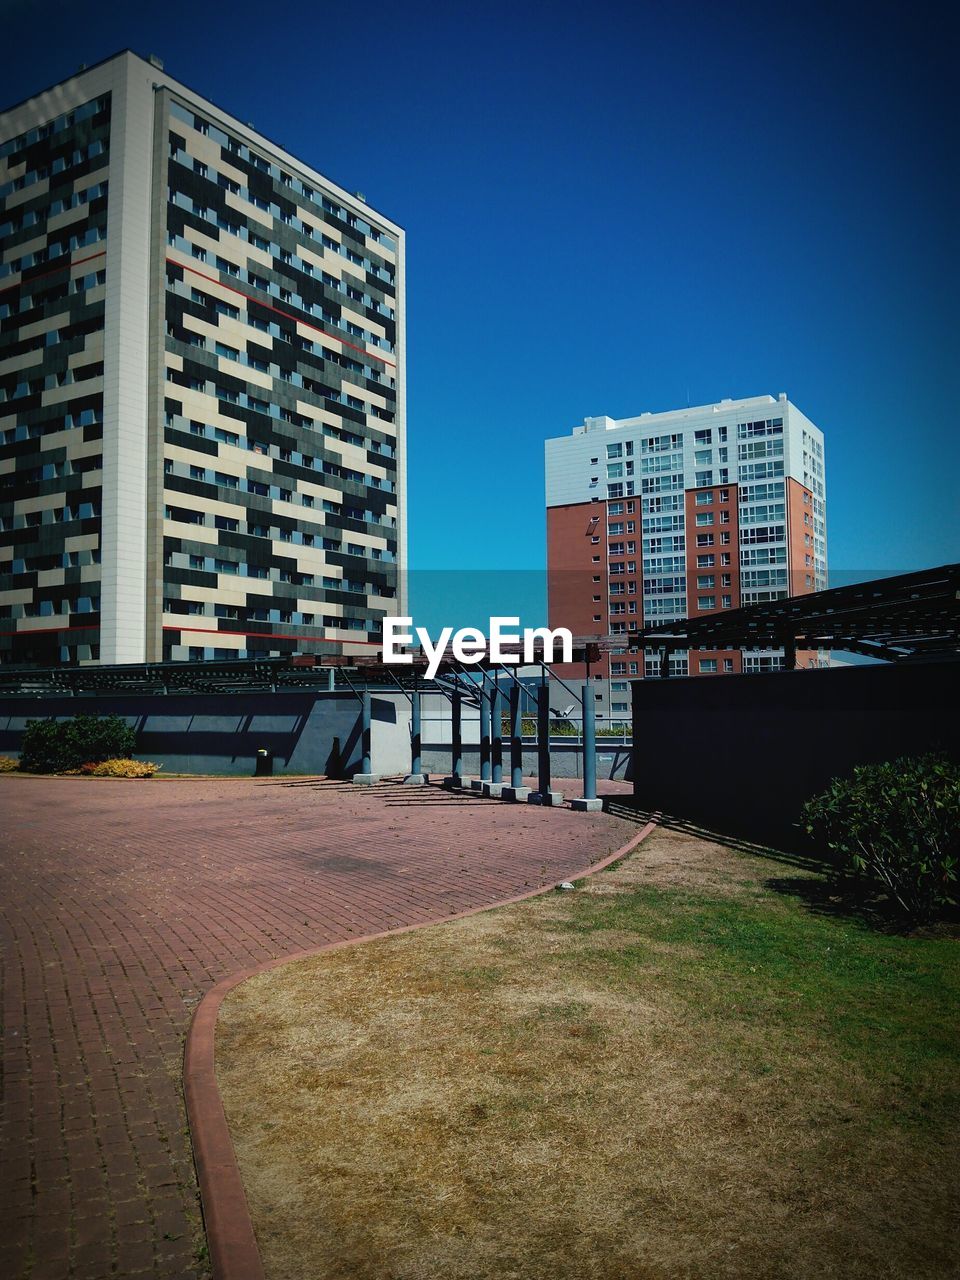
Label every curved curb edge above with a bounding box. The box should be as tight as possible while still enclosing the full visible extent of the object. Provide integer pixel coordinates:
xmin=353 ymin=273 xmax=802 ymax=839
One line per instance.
xmin=183 ymin=814 xmax=659 ymax=1280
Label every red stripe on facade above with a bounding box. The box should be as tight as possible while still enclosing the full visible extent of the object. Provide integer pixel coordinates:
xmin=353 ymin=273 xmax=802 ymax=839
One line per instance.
xmin=0 ymin=249 xmax=107 ymax=296
xmin=166 ymin=255 xmax=397 ymax=369
xmin=161 ymin=625 xmax=382 ymax=647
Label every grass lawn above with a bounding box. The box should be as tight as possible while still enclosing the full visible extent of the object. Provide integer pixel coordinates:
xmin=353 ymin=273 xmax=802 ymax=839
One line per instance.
xmin=216 ymin=825 xmax=960 ymax=1280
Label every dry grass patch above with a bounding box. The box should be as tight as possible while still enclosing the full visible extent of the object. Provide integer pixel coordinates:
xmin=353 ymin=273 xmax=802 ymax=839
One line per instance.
xmin=216 ymin=826 xmax=960 ymax=1280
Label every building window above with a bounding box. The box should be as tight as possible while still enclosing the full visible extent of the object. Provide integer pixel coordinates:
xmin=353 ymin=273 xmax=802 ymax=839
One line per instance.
xmin=698 ymin=596 xmax=716 ymax=610
xmin=699 ymin=658 xmax=717 ymax=673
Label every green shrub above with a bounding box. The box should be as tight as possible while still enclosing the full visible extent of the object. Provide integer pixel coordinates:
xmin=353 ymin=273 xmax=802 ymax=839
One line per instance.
xmin=19 ymin=713 xmax=137 ymax=774
xmin=802 ymin=755 xmax=960 ymax=923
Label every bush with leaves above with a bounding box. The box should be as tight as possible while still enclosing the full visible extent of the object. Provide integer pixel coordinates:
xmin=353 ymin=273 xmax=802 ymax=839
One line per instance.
xmin=19 ymin=713 xmax=137 ymax=774
xmin=0 ymin=755 xmax=19 ymax=772
xmin=802 ymin=754 xmax=960 ymax=923
xmin=82 ymin=758 xmax=160 ymax=778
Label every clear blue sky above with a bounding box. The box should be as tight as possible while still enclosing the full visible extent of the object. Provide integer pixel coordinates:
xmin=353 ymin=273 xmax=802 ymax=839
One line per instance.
xmin=4 ymin=0 xmax=956 ymax=629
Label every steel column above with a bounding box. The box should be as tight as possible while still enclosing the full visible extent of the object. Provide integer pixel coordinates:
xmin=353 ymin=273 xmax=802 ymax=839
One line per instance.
xmin=537 ymin=681 xmax=551 ymax=796
xmin=479 ymin=684 xmax=491 ymax=781
xmin=410 ymin=687 xmax=422 ymax=776
xmin=361 ymin=689 xmax=372 ymax=774
xmin=451 ymin=689 xmax=463 ymax=781
xmin=490 ymin=677 xmax=503 ymax=784
xmin=509 ymin=683 xmax=523 ymax=789
xmin=582 ymin=681 xmax=597 ymax=801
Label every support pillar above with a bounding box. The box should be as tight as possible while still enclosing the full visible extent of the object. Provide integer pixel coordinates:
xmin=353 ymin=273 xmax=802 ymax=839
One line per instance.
xmin=530 ymin=679 xmax=563 ymax=806
xmin=473 ymin=683 xmax=492 ymax=791
xmin=482 ymin=677 xmax=505 ymax=796
xmin=352 ymin=688 xmax=379 ymax=784
xmin=571 ymin=682 xmax=602 ymax=811
xmin=502 ymin=681 xmax=529 ymax=801
xmin=404 ymin=686 xmax=426 ymax=784
xmin=443 ymin=690 xmax=464 ymax=788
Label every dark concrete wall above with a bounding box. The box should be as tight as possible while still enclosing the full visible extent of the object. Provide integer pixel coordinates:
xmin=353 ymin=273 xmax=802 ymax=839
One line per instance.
xmin=0 ymin=690 xmax=406 ymax=777
xmin=632 ymin=660 xmax=960 ymax=847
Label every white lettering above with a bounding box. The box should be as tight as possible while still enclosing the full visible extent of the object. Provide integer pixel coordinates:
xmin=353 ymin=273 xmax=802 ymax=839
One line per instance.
xmin=382 ymin=619 xmax=575 ymax=676
xmin=382 ymin=616 xmax=413 ymax=664
xmin=523 ymin=626 xmax=573 ymax=665
xmin=417 ymin=625 xmax=453 ymax=680
xmin=489 ymin=616 xmax=521 ymax=664
xmin=452 ymin=627 xmax=486 ymax=664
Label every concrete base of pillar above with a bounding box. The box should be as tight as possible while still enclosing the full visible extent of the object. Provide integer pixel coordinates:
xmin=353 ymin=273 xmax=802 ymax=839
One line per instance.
xmin=481 ymin=781 xmax=504 ymax=798
xmin=501 ymin=786 xmax=531 ymax=802
xmin=403 ymin=773 xmax=428 ymax=786
xmin=529 ymin=790 xmax=565 ymax=806
xmin=442 ymin=774 xmax=467 ymax=789
xmin=571 ymin=796 xmax=604 ymax=812
xmin=352 ymin=773 xmax=380 ymax=786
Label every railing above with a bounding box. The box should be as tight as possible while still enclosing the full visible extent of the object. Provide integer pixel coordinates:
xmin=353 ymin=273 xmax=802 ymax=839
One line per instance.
xmin=419 ymin=716 xmax=633 ymax=748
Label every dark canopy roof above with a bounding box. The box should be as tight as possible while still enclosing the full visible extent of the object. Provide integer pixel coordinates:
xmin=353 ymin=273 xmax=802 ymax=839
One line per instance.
xmin=633 ymin=564 xmax=960 ymax=661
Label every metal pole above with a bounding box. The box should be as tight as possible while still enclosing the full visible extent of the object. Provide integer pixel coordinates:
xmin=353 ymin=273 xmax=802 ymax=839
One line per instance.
xmin=361 ymin=688 xmax=372 ymax=774
xmin=537 ymin=680 xmax=551 ymax=796
xmin=582 ymin=681 xmax=596 ymax=801
xmin=410 ymin=686 xmax=422 ymax=777
xmin=479 ymin=683 xmax=491 ymax=782
xmin=491 ymin=676 xmax=502 ymax=784
xmin=509 ymin=682 xmax=523 ymax=789
xmin=451 ymin=689 xmax=462 ymax=781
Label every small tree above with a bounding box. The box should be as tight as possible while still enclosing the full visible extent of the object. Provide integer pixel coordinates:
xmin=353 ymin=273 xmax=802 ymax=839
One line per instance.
xmin=20 ymin=714 xmax=137 ymax=774
xmin=802 ymin=754 xmax=960 ymax=923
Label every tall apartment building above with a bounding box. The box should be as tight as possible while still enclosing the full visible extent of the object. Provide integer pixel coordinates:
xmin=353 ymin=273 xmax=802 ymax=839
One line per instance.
xmin=0 ymin=50 xmax=405 ymax=666
xmin=545 ymin=395 xmax=827 ymax=719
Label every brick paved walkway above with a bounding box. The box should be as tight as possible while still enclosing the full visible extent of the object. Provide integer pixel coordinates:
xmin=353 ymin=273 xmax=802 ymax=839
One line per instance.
xmin=0 ymin=776 xmax=636 ymax=1280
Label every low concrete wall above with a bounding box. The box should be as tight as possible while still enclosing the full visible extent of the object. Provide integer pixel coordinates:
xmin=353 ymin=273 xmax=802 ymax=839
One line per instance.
xmin=0 ymin=690 xmax=410 ymax=778
xmin=631 ymin=660 xmax=960 ymax=846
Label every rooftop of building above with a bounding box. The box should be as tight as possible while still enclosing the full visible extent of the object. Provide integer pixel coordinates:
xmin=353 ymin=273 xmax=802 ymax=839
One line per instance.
xmin=0 ymin=48 xmax=404 ymax=236
xmin=566 ymin=393 xmax=790 ymax=437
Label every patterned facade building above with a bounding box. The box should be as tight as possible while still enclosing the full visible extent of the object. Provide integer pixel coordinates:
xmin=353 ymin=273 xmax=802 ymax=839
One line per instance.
xmin=545 ymin=395 xmax=827 ymax=720
xmin=0 ymin=51 xmax=405 ymax=666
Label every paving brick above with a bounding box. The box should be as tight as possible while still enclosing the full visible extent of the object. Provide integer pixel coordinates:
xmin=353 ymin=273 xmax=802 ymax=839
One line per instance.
xmin=0 ymin=774 xmax=634 ymax=1278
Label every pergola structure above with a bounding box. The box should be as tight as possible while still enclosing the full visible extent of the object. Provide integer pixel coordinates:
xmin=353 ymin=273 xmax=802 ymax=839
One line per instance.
xmin=3 ymin=566 xmax=955 ymax=798
xmin=632 ymin=563 xmax=960 ymax=672
xmin=0 ymin=642 xmax=603 ymax=809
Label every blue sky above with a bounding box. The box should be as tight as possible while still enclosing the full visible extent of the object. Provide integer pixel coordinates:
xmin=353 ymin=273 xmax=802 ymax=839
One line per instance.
xmin=4 ymin=0 xmax=956 ymax=629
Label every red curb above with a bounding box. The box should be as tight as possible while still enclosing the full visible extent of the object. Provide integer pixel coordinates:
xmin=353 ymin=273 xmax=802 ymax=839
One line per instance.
xmin=183 ymin=814 xmax=659 ymax=1280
